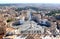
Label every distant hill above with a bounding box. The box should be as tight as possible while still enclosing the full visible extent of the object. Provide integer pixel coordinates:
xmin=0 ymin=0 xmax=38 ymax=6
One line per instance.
xmin=0 ymin=3 xmax=60 ymax=10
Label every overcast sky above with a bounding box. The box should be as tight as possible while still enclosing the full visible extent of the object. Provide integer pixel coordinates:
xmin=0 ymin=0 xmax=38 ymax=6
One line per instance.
xmin=0 ymin=0 xmax=60 ymax=4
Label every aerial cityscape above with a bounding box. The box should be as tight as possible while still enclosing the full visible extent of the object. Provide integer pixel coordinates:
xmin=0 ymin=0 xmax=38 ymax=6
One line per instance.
xmin=0 ymin=3 xmax=60 ymax=39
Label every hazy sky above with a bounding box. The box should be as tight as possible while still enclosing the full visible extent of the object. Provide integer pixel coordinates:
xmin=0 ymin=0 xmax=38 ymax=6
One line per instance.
xmin=0 ymin=0 xmax=60 ymax=4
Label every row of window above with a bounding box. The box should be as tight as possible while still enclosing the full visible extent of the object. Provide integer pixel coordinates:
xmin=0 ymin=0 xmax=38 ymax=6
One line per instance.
xmin=21 ymin=30 xmax=41 ymax=34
